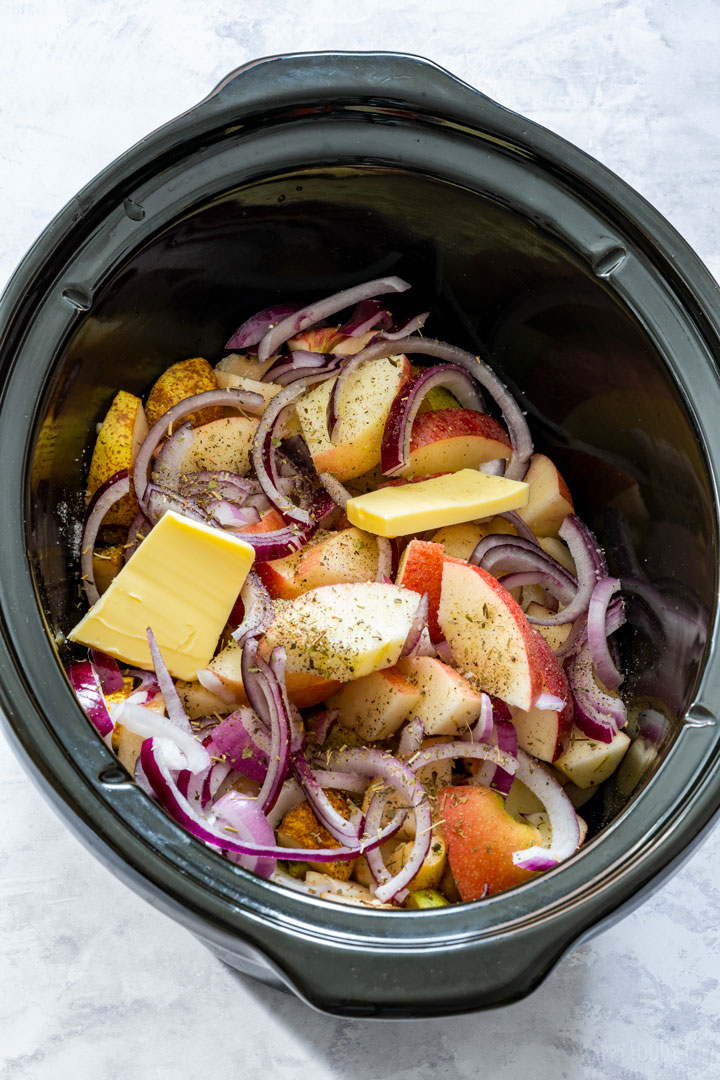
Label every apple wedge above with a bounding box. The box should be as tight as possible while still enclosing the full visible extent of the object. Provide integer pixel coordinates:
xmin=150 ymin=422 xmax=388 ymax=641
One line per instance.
xmin=180 ymin=415 xmax=259 ymax=475
xmin=396 ymin=656 xmax=488 ymax=736
xmin=207 ymin=639 xmax=340 ymax=707
xmin=516 ymin=453 xmax=574 ymax=538
xmin=511 ymin=631 xmax=573 ymax=762
xmin=327 ymin=666 xmax=422 ymax=741
xmin=437 ymin=558 xmax=544 ymax=711
xmin=261 ymin=581 xmax=422 ymax=682
xmin=216 ymin=352 xmax=278 ymax=381
xmin=145 ymin=357 xmax=223 ymax=428
xmin=258 ymin=527 xmax=380 ymax=600
xmin=396 ymin=539 xmax=445 ymax=639
xmin=87 ymin=390 xmax=148 ymax=526
xmin=296 ymin=355 xmax=409 ymax=480
xmin=554 ymin=726 xmax=630 ymax=789
xmin=287 ymin=327 xmax=344 ymax=353
xmin=214 ymin=370 xmax=282 ymax=406
xmin=92 ymin=543 xmax=125 ymax=595
xmin=399 ymin=409 xmax=511 ymax=478
xmin=439 ymin=786 xmax=541 ymax=899
xmin=525 ymin=602 xmax=573 ymax=652
xmin=429 ymin=516 xmax=517 ymax=561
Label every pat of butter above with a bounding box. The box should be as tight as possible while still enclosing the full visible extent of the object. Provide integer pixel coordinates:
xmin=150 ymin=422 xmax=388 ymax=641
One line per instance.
xmin=69 ymin=511 xmax=254 ymax=681
xmin=345 ymin=469 xmax=529 ymax=538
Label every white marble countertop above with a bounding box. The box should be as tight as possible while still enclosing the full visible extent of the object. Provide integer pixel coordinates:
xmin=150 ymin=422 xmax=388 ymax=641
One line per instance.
xmin=2 ymin=2 xmax=720 ymax=1078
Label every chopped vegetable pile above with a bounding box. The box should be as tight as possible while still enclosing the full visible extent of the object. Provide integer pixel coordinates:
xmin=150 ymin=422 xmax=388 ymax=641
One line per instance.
xmin=65 ymin=276 xmax=636 ymax=909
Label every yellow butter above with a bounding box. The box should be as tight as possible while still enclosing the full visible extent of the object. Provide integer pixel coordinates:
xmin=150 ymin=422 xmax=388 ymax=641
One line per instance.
xmin=69 ymin=511 xmax=254 ymax=680
xmin=345 ymin=469 xmax=530 ymax=538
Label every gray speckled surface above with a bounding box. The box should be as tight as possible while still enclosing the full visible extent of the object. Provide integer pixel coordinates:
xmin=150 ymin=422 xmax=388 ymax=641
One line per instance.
xmin=2 ymin=3 xmax=720 ymax=1077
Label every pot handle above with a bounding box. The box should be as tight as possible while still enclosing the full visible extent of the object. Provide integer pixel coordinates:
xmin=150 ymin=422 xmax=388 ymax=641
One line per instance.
xmin=193 ymin=51 xmax=509 ymax=131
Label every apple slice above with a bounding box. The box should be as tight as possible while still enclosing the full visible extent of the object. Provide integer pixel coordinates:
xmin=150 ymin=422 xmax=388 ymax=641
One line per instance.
xmin=175 ymin=679 xmax=234 ymax=720
xmin=214 ymin=370 xmax=283 ymax=406
xmin=510 ymin=631 xmax=573 ymax=762
xmin=439 ymin=786 xmax=541 ymax=899
xmin=87 ymin=390 xmax=148 ymax=526
xmin=538 ymin=536 xmax=576 ymax=574
xmin=207 ymin=639 xmax=340 ymax=707
xmin=327 ymin=666 xmax=422 ymax=741
xmin=399 ymin=409 xmax=511 ymax=478
xmin=429 ymin=515 xmax=517 ymax=561
xmin=437 ymin=558 xmax=544 ymax=711
xmin=92 ymin=543 xmax=125 ymax=595
xmin=257 ymin=528 xmax=380 ymax=600
xmin=397 ymin=655 xmax=489 ymax=736
xmin=516 ymin=453 xmax=574 ymax=538
xmin=396 ymin=539 xmax=445 ymax=639
xmin=261 ymin=581 xmax=421 ymax=683
xmin=554 ymin=726 xmax=631 ymax=789
xmin=525 ymin=602 xmax=573 ymax=652
xmin=180 ymin=414 xmax=259 ymax=475
xmin=296 ymin=355 xmax=409 ymax=480
xmin=216 ymin=352 xmax=278 ymax=381
xmin=287 ymin=327 xmax=344 ymax=353
xmin=385 ymin=834 xmax=447 ymax=892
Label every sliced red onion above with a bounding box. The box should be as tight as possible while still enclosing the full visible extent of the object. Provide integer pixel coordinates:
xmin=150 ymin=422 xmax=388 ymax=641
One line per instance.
xmin=411 ymin=628 xmax=436 ymax=658
xmin=479 ymin=459 xmax=506 ymax=477
xmin=67 ymin=661 xmax=114 ymax=743
xmin=323 ymin=746 xmax=430 ymax=903
xmin=470 ymin=717 xmax=519 ymax=795
xmin=264 ymin=353 xmax=341 ymax=387
xmin=142 ymin=482 xmax=214 ymax=526
xmin=567 ymin=643 xmax=627 ymax=743
xmin=380 ymin=365 xmax=485 ymax=475
xmin=363 ymin=789 xmax=407 ymax=903
xmin=124 ymin=666 xmax=161 ymax=702
xmin=207 ymin=708 xmax=270 ymax=784
xmin=231 ymin=571 xmax=275 ymax=644
xmin=409 ymin=736 xmax=518 ymax=778
xmin=587 ymin=577 xmax=624 ymax=689
xmin=318 ymin=471 xmax=351 ymax=510
xmin=230 ymin=492 xmax=333 ymax=562
xmin=124 ymin=510 xmax=152 ymax=563
xmin=511 ymin=749 xmax=582 ymax=871
xmin=112 ymin=700 xmax=210 ymax=774
xmin=498 ymin=511 xmax=538 ymax=542
xmin=225 ymin=302 xmax=302 ymax=349
xmin=180 ymin=471 xmax=260 ymax=505
xmin=212 ymin=503 xmax=261 ymax=528
xmin=141 ymin=739 xmax=393 ymax=862
xmin=398 ymin=717 xmax=425 ymax=759
xmin=292 ymin=753 xmax=362 ymax=844
xmin=474 ymin=540 xmax=577 ymax=607
xmin=251 ymin=372 xmax=341 ymax=525
xmin=80 ymin=469 xmax=131 ymax=604
xmin=213 ymin=791 xmax=278 ymax=878
xmin=240 ymin=638 xmax=291 ymax=813
xmin=325 ymin=336 xmax=532 ymax=480
xmin=459 ymin=693 xmax=494 ymax=746
xmin=435 ymin=638 xmax=454 ymax=664
xmin=375 ymin=537 xmax=393 ymax=582
xmin=339 ymin=298 xmax=391 ymax=336
xmin=91 ymin=651 xmax=124 ymax=694
xmin=151 ymin=420 xmax=193 ymax=492
xmin=534 ymin=692 xmax=567 ymax=711
xmin=145 ymin=629 xmax=197 ymax=741
xmin=523 ymin=515 xmax=603 ymax=626
xmin=312 ymin=710 xmax=339 ymax=747
xmin=376 ymin=311 xmax=429 ymax=340
xmin=134 ymin=388 xmax=264 ymax=505
xmin=399 ymin=594 xmax=430 ymax=658
xmin=257 ymin=277 xmax=411 ymax=362
xmin=196 ymin=667 xmax=238 ymax=705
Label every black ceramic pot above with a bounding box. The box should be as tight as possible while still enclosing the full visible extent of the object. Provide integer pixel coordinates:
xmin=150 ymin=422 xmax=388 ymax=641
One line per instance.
xmin=1 ymin=52 xmax=719 ymax=1018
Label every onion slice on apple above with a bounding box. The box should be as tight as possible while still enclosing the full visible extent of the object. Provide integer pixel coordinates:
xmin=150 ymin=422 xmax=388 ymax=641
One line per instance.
xmin=80 ymin=469 xmax=131 ymax=604
xmin=257 ymin=276 xmax=411 ymax=362
xmin=325 ymin=336 xmax=533 ymax=480
xmin=380 ymin=365 xmax=486 ymax=476
xmin=512 ymin=749 xmax=582 ymax=871
xmin=231 ymin=570 xmax=275 ymax=644
xmin=587 ymin=577 xmax=624 ymax=689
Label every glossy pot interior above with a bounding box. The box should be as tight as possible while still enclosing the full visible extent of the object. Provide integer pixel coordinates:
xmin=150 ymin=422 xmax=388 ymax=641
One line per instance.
xmin=2 ymin=53 xmax=720 ymax=1017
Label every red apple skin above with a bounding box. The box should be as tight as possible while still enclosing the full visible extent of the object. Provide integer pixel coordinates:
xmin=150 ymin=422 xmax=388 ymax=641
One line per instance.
xmin=287 ymin=327 xmax=343 ymax=353
xmin=396 ymin=539 xmax=445 ymax=640
xmin=438 ymin=786 xmax=540 ymax=899
xmin=399 ymin=409 xmax=511 ymax=476
xmin=438 ymin=558 xmax=545 ymax=711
